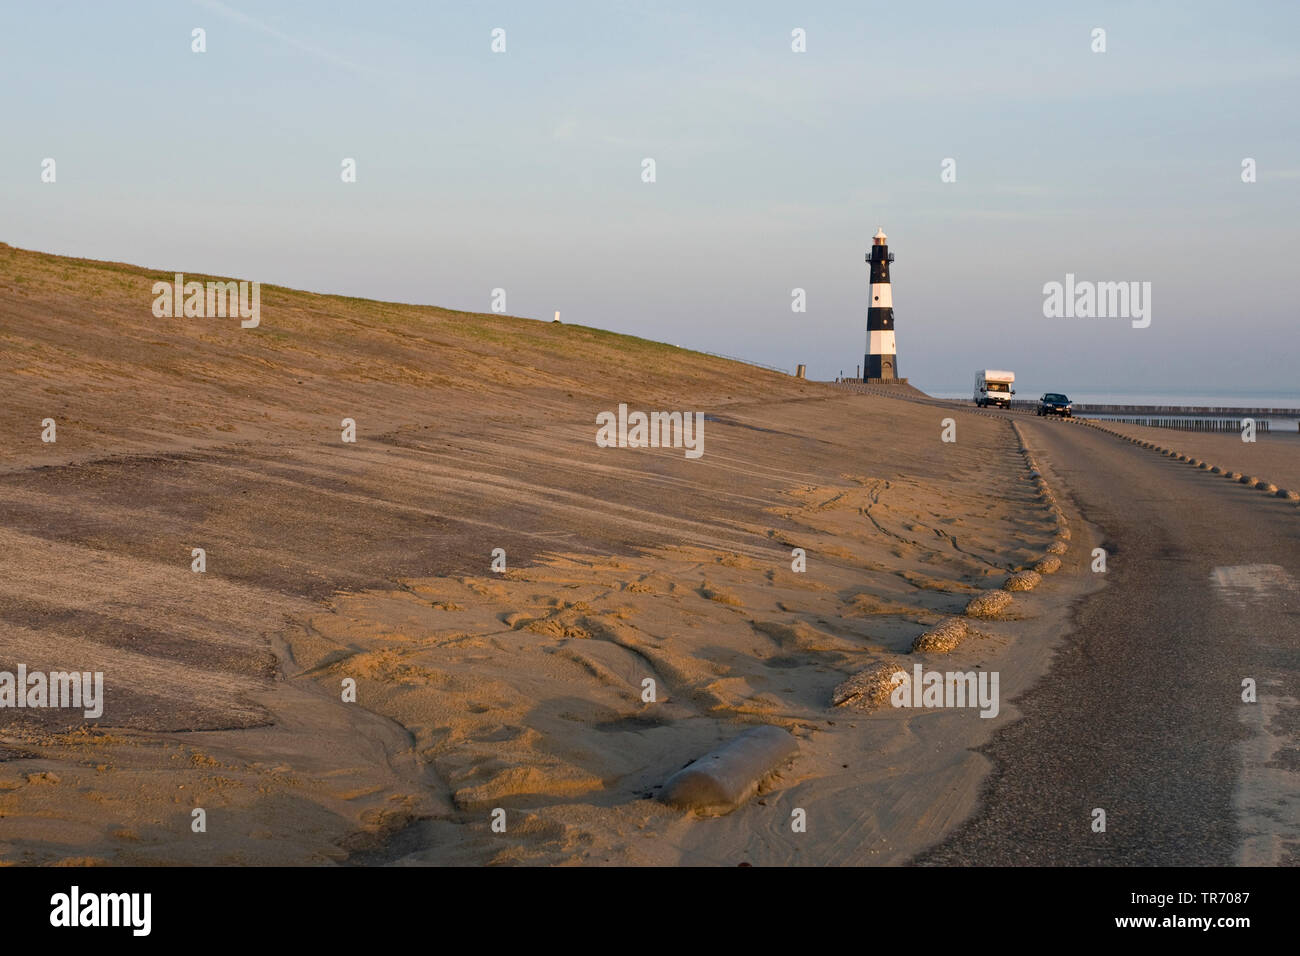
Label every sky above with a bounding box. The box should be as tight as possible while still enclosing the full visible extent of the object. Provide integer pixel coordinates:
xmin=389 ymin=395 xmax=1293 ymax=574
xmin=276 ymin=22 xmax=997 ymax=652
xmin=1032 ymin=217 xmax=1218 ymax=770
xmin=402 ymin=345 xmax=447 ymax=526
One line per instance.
xmin=2 ymin=0 xmax=1298 ymax=396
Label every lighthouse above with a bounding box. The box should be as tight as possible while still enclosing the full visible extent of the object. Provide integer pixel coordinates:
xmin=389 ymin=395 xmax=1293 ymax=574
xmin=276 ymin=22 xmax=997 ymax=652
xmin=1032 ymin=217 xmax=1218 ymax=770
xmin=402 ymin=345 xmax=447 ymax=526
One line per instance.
xmin=864 ymin=227 xmax=899 ymax=382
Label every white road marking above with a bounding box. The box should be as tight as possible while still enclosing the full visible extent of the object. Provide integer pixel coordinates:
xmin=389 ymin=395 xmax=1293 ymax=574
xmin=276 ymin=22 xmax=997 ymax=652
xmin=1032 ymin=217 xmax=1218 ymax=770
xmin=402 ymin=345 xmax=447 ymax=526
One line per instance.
xmin=1212 ymin=565 xmax=1300 ymax=864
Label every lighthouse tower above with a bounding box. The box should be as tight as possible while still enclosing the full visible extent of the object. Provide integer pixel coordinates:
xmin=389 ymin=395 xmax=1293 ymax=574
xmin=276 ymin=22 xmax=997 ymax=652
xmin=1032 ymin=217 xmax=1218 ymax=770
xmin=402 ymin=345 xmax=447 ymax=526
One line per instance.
xmin=864 ymin=227 xmax=899 ymax=382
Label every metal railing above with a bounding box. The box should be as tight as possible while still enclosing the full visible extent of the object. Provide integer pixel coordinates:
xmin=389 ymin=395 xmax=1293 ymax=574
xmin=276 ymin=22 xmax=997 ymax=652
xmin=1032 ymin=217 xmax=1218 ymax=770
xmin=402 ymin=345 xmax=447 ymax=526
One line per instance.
xmin=691 ymin=349 xmax=791 ymax=375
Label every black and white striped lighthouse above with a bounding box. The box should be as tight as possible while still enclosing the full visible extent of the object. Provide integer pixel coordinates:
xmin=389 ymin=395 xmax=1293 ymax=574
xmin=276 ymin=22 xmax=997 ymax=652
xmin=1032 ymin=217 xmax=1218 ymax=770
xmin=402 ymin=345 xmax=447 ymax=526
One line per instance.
xmin=864 ymin=227 xmax=899 ymax=382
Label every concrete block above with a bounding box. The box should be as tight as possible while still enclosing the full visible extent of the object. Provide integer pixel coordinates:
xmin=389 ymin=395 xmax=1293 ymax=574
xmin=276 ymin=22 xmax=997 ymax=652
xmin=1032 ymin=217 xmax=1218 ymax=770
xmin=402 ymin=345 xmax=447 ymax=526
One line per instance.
xmin=659 ymin=726 xmax=799 ymax=814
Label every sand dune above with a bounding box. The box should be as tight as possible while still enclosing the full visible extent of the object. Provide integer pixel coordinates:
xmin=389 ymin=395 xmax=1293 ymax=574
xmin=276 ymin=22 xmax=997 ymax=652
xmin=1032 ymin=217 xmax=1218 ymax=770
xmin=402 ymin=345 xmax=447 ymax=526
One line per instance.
xmin=0 ymin=243 xmax=1092 ymax=864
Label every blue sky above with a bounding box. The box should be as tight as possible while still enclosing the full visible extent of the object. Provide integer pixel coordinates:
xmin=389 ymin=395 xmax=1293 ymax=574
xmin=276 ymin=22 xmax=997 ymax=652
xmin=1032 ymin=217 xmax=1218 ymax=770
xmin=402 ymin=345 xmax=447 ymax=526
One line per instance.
xmin=3 ymin=1 xmax=1298 ymax=395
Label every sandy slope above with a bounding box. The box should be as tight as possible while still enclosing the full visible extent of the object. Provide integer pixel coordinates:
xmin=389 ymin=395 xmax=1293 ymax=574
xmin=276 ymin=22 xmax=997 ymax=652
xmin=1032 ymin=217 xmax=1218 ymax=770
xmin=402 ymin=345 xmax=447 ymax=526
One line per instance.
xmin=0 ymin=243 xmax=1091 ymax=864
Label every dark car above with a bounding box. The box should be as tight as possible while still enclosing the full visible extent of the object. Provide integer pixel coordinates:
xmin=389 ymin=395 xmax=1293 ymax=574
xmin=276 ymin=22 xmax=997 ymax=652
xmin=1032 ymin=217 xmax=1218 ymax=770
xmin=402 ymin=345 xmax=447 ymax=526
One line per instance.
xmin=1037 ymin=393 xmax=1072 ymax=417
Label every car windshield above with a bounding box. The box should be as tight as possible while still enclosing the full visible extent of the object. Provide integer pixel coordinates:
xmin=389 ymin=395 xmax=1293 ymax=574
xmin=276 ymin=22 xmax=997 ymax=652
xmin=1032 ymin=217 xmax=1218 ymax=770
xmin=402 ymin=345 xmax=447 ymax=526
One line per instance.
xmin=987 ymin=382 xmax=1009 ymax=392
xmin=1044 ymin=394 xmax=1068 ymax=402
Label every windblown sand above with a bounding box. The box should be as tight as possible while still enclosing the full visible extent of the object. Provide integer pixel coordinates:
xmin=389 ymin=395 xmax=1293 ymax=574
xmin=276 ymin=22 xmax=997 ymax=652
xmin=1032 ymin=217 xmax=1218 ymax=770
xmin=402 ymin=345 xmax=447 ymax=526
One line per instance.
xmin=0 ymin=243 xmax=1098 ymax=865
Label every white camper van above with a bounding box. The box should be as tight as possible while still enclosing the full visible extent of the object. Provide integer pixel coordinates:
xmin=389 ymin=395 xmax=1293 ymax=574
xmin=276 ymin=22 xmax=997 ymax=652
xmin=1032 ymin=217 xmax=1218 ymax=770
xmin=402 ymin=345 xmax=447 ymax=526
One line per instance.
xmin=974 ymin=370 xmax=1015 ymax=409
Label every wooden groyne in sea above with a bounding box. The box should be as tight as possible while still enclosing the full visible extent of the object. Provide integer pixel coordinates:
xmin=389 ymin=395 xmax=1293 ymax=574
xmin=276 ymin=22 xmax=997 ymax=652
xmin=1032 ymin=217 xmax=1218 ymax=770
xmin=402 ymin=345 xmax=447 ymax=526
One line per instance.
xmin=1097 ymin=417 xmax=1271 ymax=433
xmin=1071 ymin=404 xmax=1298 ymax=416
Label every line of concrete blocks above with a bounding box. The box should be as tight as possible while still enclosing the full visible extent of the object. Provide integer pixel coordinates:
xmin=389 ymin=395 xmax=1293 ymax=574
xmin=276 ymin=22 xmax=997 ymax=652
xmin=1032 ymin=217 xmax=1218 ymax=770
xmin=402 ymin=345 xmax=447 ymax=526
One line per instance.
xmin=1076 ymin=420 xmax=1300 ymax=503
xmin=657 ymin=417 xmax=1085 ymax=816
xmin=945 ymin=420 xmax=1069 ymax=632
xmin=829 ymin=416 xmax=1072 ymax=719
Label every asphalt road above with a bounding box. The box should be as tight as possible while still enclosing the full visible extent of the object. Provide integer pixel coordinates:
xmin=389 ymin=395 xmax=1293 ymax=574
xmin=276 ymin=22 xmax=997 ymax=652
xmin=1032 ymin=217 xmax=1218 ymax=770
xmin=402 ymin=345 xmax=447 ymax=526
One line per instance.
xmin=915 ymin=417 xmax=1300 ymax=865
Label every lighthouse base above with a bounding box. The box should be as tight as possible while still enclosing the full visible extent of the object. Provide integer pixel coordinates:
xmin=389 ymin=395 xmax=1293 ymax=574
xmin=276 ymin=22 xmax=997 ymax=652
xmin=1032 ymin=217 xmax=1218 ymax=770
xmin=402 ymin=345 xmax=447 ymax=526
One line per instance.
xmin=863 ymin=355 xmax=900 ymax=382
